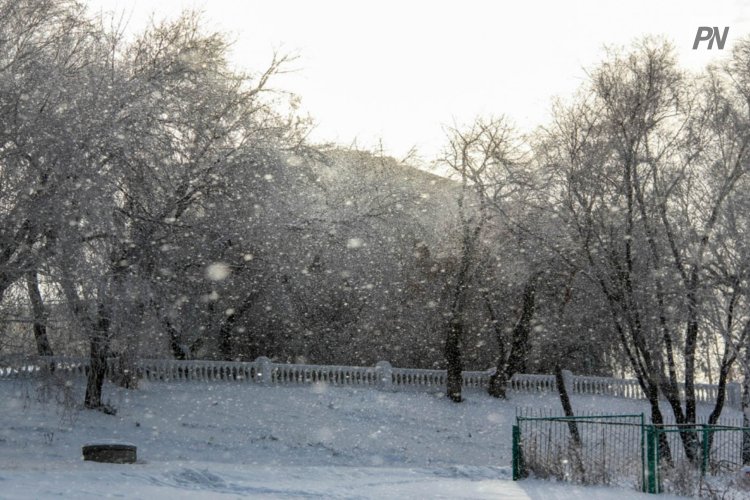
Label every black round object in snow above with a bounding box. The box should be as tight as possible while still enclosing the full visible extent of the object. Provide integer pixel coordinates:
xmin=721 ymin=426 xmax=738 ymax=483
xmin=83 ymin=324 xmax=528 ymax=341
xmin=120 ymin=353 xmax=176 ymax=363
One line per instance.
xmin=82 ymin=443 xmax=137 ymax=464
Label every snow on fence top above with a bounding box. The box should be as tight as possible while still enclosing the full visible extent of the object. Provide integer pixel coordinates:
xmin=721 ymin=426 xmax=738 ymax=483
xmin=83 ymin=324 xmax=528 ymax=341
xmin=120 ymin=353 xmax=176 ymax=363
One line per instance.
xmin=0 ymin=355 xmax=742 ymax=409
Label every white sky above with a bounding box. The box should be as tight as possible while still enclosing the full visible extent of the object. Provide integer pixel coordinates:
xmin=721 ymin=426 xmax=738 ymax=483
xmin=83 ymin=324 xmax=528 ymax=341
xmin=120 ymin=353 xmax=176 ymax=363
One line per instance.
xmin=85 ymin=0 xmax=750 ymax=163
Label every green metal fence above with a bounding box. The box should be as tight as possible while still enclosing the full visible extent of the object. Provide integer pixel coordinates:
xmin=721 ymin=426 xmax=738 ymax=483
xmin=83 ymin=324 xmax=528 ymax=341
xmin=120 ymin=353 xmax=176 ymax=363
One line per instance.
xmin=513 ymin=413 xmax=646 ymax=489
xmin=646 ymin=423 xmax=750 ymax=496
xmin=512 ymin=413 xmax=750 ymax=496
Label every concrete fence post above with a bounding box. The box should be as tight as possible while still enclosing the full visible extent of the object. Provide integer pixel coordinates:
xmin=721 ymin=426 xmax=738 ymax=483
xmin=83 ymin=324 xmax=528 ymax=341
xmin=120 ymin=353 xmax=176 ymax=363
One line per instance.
xmin=375 ymin=361 xmax=392 ymax=391
xmin=255 ymin=356 xmax=272 ymax=386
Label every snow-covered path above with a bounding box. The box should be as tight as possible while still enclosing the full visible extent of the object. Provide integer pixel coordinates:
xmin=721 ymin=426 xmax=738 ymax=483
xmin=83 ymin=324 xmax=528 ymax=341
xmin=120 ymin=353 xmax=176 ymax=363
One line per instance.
xmin=0 ymin=462 xmax=678 ymax=499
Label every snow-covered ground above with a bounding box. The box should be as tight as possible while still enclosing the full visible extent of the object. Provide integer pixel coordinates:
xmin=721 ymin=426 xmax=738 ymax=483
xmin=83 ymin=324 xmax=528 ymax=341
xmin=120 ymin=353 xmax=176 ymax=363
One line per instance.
xmin=0 ymin=377 xmax=699 ymax=498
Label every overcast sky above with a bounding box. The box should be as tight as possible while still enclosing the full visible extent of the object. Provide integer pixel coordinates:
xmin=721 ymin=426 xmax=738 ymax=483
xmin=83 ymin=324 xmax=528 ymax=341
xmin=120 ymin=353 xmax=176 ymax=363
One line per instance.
xmin=85 ymin=0 xmax=750 ymax=163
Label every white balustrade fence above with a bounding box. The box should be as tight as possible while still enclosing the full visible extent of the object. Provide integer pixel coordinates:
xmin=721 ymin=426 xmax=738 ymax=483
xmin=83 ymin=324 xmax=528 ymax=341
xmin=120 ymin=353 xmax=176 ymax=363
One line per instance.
xmin=508 ymin=373 xmax=556 ymax=393
xmin=270 ymin=360 xmax=379 ymax=387
xmin=0 ymin=355 xmax=742 ymax=409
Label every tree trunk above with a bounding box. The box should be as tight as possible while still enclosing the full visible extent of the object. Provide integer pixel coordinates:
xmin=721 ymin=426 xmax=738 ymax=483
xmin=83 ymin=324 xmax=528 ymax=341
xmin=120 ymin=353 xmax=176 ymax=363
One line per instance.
xmin=84 ymin=303 xmax=111 ymax=411
xmin=743 ymin=378 xmax=750 ymax=465
xmin=444 ymin=258 xmax=470 ymax=403
xmin=25 ymin=270 xmax=54 ymax=357
xmin=487 ymin=276 xmax=538 ymax=398
xmin=743 ymin=336 xmax=750 ymax=464
xmin=487 ymin=365 xmax=507 ymax=399
xmin=166 ymin=319 xmax=187 ymax=360
xmin=646 ymin=385 xmax=673 ymax=465
xmin=218 ymin=318 xmax=234 ymax=361
xmin=483 ymin=290 xmax=507 ymax=398
xmin=555 ymin=365 xmax=585 ymax=480
xmin=555 ymin=366 xmax=581 ymax=442
xmin=683 ymin=269 xmax=700 ymax=434
xmin=164 ymin=318 xmax=203 ymax=360
xmin=445 ymin=316 xmax=464 ymax=402
xmin=505 ymin=277 xmax=536 ymax=380
xmin=217 ymin=291 xmax=260 ymax=360
xmin=84 ymin=336 xmax=107 ymax=410
xmin=704 ymin=336 xmax=737 ymax=458
xmin=705 ymin=366 xmax=730 ymax=457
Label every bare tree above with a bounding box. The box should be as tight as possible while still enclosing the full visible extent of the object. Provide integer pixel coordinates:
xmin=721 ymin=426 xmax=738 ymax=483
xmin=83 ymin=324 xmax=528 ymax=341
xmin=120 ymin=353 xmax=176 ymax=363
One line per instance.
xmin=27 ymin=11 xmax=304 ymax=410
xmin=537 ymin=38 xmax=750 ymax=462
xmin=439 ymin=117 xmax=525 ymax=402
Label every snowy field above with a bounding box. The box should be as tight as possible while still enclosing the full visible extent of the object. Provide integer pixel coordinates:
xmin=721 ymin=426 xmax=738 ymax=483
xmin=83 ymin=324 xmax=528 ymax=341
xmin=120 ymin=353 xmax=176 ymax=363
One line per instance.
xmin=0 ymin=377 xmax=698 ymax=499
